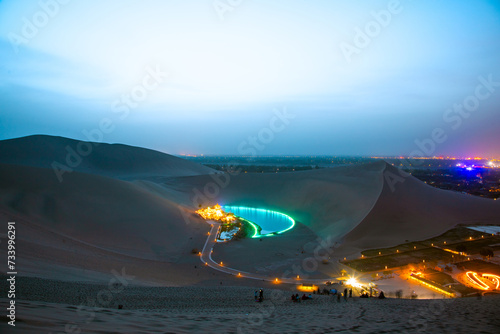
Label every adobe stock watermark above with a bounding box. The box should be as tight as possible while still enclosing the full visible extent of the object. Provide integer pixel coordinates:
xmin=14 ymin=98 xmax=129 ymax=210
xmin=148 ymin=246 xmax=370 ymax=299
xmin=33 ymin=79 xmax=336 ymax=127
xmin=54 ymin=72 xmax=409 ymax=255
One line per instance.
xmin=339 ymin=0 xmax=409 ymax=63
xmin=213 ymin=0 xmax=244 ymax=21
xmin=51 ymin=65 xmax=167 ymax=182
xmin=384 ymin=74 xmax=500 ymax=192
xmin=8 ymin=0 xmax=72 ymax=54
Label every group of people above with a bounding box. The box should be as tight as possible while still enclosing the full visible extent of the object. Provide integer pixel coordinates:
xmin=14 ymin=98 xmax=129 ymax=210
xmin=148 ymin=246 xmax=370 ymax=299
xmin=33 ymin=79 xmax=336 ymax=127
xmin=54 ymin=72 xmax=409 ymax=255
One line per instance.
xmin=254 ymin=287 xmax=386 ymax=304
xmin=291 ymin=293 xmax=313 ymax=302
xmin=355 ymin=290 xmax=386 ymax=299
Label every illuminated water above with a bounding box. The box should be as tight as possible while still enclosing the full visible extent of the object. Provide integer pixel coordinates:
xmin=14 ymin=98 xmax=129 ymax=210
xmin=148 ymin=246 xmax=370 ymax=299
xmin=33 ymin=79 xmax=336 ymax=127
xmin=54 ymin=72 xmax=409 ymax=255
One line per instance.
xmin=222 ymin=206 xmax=295 ymax=237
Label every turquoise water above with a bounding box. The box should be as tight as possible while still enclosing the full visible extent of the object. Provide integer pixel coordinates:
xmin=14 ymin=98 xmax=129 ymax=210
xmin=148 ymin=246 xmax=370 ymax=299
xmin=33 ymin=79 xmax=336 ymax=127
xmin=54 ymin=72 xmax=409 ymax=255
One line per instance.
xmin=222 ymin=206 xmax=295 ymax=237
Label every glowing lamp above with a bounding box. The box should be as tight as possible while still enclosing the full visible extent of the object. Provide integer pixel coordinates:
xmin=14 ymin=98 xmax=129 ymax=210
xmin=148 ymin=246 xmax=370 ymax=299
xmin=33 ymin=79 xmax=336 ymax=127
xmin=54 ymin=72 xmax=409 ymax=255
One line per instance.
xmin=298 ymin=284 xmax=317 ymax=292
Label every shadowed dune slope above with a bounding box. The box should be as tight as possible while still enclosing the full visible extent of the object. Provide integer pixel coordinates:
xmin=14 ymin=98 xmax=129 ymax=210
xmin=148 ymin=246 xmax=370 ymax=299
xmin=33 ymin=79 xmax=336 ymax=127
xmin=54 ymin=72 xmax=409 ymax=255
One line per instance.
xmin=339 ymin=164 xmax=500 ymax=254
xmin=0 ymin=163 xmax=209 ymax=262
xmin=0 ymin=135 xmax=215 ymax=180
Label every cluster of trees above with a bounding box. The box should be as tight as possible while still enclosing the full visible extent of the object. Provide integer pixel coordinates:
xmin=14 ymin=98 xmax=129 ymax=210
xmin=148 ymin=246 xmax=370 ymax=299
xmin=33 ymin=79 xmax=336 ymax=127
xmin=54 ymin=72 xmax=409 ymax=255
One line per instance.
xmin=455 ymin=244 xmax=495 ymax=259
xmin=233 ymin=221 xmax=251 ymax=240
xmin=479 ymin=248 xmax=494 ymax=259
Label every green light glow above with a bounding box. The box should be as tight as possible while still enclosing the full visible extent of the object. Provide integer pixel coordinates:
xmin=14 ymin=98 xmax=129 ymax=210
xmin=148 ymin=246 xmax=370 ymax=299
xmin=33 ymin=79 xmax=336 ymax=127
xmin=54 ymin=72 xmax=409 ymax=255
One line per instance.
xmin=223 ymin=206 xmax=296 ymax=238
xmin=237 ymin=217 xmax=259 ymax=238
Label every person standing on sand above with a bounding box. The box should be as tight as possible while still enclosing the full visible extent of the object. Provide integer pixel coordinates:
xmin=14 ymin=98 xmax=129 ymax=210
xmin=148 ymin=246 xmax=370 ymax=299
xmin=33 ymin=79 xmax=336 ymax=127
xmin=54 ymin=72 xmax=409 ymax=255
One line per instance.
xmin=344 ymin=289 xmax=348 ymax=301
xmin=337 ymin=292 xmax=341 ymax=303
xmin=255 ymin=291 xmax=258 ymax=301
xmin=259 ymin=289 xmax=264 ymax=302
xmin=349 ymin=289 xmax=352 ymax=298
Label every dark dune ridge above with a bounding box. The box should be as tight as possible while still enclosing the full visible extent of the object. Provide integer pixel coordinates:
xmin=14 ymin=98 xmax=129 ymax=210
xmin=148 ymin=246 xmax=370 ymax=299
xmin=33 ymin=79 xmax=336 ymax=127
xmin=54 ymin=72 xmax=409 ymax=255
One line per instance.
xmin=0 ymin=134 xmax=216 ymax=179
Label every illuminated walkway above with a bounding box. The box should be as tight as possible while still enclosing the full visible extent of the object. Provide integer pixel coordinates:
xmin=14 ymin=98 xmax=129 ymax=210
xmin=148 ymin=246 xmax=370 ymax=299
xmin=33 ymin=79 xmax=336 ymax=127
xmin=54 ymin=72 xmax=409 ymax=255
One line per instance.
xmin=200 ymin=221 xmax=331 ymax=285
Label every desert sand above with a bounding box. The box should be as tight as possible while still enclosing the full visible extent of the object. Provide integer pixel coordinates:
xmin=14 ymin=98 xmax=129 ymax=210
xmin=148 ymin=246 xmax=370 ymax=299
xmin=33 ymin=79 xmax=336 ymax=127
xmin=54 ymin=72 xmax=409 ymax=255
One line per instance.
xmin=1 ymin=135 xmax=500 ymax=333
xmin=1 ymin=277 xmax=499 ymax=334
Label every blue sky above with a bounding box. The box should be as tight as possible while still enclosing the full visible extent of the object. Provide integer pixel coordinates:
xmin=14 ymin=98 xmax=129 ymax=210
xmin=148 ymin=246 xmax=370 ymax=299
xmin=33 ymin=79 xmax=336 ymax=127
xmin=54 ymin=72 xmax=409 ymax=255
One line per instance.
xmin=1 ymin=0 xmax=500 ymax=156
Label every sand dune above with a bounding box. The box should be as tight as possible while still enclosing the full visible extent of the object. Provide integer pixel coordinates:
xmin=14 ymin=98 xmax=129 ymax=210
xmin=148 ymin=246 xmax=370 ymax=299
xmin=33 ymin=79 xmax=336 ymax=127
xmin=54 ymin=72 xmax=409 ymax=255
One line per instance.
xmin=177 ymin=161 xmax=386 ymax=241
xmin=0 ymin=135 xmax=215 ymax=180
xmin=0 ymin=163 xmax=216 ymax=284
xmin=1 ymin=281 xmax=499 ymax=334
xmin=1 ymin=135 xmax=499 ymax=285
xmin=339 ymin=164 xmax=500 ymax=254
xmin=173 ymin=162 xmax=500 ymax=277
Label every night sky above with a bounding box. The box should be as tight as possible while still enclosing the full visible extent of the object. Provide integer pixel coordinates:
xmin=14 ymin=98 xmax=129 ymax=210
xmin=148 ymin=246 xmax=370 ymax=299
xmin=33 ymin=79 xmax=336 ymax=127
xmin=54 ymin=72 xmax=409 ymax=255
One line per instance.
xmin=1 ymin=0 xmax=500 ymax=157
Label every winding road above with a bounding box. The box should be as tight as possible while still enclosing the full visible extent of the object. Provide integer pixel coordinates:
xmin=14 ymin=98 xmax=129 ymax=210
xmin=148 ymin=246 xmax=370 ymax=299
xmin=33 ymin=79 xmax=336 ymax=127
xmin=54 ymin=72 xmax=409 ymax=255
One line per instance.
xmin=199 ymin=221 xmax=337 ymax=285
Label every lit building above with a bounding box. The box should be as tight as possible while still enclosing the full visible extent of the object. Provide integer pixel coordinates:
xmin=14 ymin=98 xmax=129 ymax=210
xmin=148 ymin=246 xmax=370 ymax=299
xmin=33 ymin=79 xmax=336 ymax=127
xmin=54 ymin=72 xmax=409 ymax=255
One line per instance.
xmin=196 ymin=204 xmax=236 ymax=223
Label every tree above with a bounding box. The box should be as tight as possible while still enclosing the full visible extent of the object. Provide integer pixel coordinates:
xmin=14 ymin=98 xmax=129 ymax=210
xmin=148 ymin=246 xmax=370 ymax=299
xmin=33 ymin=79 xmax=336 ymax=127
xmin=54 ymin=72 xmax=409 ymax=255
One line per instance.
xmin=479 ymin=248 xmax=494 ymax=259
